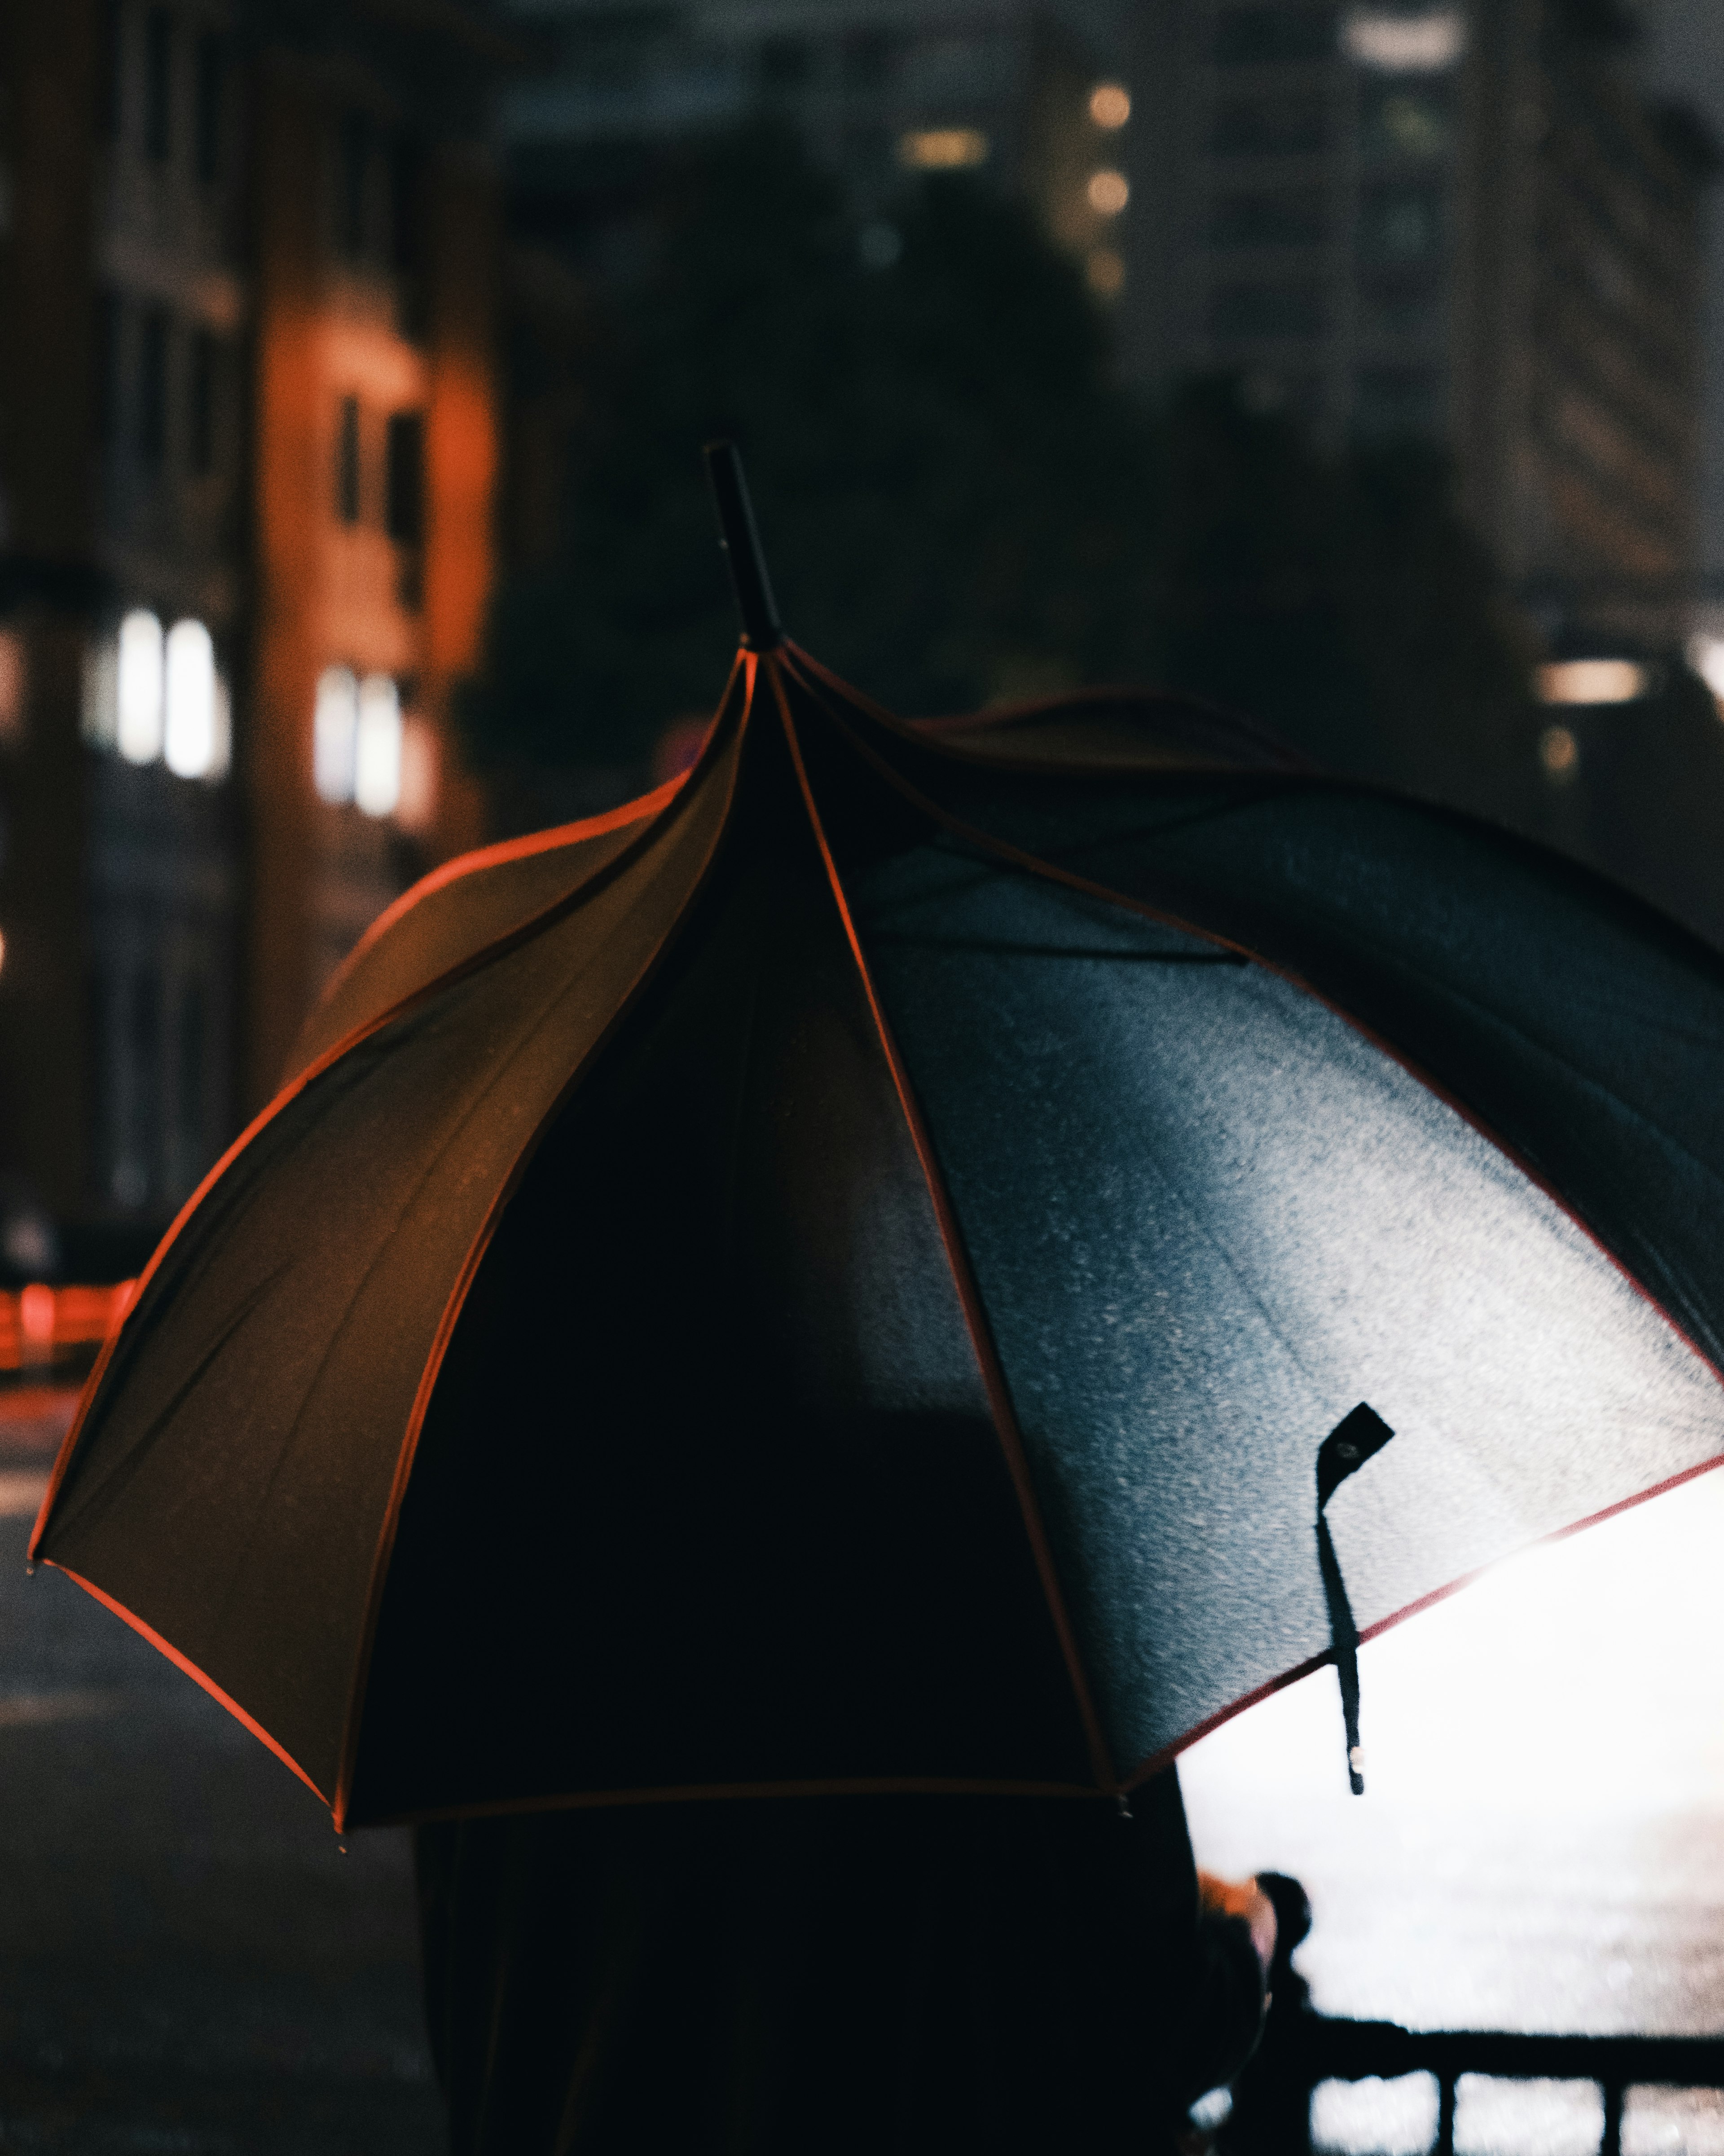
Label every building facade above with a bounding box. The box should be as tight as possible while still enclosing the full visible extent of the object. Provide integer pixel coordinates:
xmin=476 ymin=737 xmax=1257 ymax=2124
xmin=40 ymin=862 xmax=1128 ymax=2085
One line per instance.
xmin=499 ymin=0 xmax=1139 ymax=308
xmin=0 ymin=0 xmax=500 ymax=1270
xmin=1121 ymin=0 xmax=1713 ymax=647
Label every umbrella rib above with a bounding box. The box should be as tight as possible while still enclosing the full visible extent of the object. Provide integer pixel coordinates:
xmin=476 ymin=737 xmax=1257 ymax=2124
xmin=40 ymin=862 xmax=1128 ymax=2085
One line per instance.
xmin=331 ymin=661 xmax=760 ymax=1831
xmin=36 ymin=664 xmax=755 ymax=1578
xmin=779 ymin=651 xmax=1724 ymax=1399
xmin=764 ymin=657 xmax=1121 ymax=1800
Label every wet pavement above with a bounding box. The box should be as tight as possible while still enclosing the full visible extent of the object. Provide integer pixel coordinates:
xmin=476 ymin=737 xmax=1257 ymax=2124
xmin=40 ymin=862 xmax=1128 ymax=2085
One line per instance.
xmin=0 ymin=1394 xmax=442 ymax=2154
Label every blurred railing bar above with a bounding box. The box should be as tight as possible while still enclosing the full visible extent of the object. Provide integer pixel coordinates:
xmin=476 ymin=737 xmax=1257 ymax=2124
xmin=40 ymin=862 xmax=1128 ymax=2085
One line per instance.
xmin=1296 ymin=2015 xmax=1724 ymax=2156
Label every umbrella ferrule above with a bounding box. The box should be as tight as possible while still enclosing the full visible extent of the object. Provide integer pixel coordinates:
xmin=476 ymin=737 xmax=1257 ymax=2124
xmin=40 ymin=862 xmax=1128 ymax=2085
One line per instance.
xmin=704 ymin=440 xmax=783 ymax=651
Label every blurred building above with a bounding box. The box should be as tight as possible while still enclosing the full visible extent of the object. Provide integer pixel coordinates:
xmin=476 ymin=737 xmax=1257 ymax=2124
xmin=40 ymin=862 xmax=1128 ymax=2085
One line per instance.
xmin=0 ymin=0 xmax=503 ymax=1269
xmin=1122 ymin=0 xmax=1717 ymax=650
xmin=497 ymin=0 xmax=1139 ymax=306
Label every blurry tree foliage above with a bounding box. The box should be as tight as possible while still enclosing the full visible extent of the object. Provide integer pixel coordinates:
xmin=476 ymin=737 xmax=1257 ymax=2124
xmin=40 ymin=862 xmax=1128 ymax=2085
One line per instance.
xmin=461 ymin=123 xmax=1536 ymax=821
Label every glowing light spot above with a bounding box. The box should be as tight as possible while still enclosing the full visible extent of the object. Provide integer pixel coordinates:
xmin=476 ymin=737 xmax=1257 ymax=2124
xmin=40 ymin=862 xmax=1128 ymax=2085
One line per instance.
xmin=1341 ymin=7 xmax=1468 ymax=71
xmin=1687 ymin=632 xmax=1724 ymax=704
xmin=1533 ymin=659 xmax=1648 ymax=706
xmin=1089 ymin=82 xmax=1131 ymax=130
xmin=313 ymin=666 xmax=359 ymax=803
xmin=355 ymin=673 xmax=402 ymax=818
xmin=1087 ymin=168 xmax=1130 ymax=216
xmin=163 ymin=619 xmax=221 ymax=779
xmin=117 ymin=610 xmax=164 ymax=765
xmin=899 ymin=128 xmax=989 ymax=170
xmin=1086 ymin=247 xmax=1126 ymax=298
xmin=1539 ymin=724 xmax=1579 ymax=779
xmin=18 ymin=1284 xmax=54 ymax=1358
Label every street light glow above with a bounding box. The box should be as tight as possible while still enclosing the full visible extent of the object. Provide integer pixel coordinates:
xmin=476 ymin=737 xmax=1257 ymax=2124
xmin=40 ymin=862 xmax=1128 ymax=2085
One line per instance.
xmin=1087 ymin=168 xmax=1130 ymax=216
xmin=1089 ymin=83 xmax=1131 ymax=130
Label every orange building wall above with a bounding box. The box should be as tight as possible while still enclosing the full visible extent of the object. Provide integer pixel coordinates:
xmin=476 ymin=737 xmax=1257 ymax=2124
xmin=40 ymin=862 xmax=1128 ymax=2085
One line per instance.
xmin=246 ymin=70 xmax=499 ymax=1111
xmin=245 ymin=63 xmax=324 ymax=1110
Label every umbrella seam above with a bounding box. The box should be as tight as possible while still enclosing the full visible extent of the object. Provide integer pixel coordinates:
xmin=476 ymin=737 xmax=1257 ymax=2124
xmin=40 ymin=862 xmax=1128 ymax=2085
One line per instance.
xmin=766 ymin=656 xmax=1119 ymax=1800
xmin=32 ymin=662 xmax=752 ymax=1572
xmin=781 ymin=653 xmax=1724 ymax=1408
xmin=331 ymin=657 xmax=760 ymax=1831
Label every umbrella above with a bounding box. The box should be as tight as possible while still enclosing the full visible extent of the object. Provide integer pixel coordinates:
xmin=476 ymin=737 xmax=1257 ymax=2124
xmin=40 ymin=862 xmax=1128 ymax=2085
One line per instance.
xmin=31 ymin=445 xmax=1724 ymax=1831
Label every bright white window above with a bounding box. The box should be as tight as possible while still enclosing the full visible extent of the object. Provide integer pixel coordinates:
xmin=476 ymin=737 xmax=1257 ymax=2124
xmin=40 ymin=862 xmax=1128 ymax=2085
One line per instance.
xmin=355 ymin=673 xmax=403 ymax=817
xmin=164 ymin=619 xmax=218 ymax=778
xmin=117 ymin=609 xmax=165 ymax=765
xmin=314 ymin=665 xmax=360 ymax=802
xmin=1341 ymin=7 xmax=1467 ymax=72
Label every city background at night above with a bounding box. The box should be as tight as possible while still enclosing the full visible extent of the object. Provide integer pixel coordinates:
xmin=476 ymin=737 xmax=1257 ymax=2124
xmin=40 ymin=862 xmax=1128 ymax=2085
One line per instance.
xmin=4 ymin=3 xmax=1724 ymax=2152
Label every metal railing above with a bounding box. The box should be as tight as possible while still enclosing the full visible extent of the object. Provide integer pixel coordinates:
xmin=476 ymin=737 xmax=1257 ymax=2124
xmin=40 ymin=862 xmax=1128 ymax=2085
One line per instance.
xmin=1309 ymin=2019 xmax=1724 ymax=2156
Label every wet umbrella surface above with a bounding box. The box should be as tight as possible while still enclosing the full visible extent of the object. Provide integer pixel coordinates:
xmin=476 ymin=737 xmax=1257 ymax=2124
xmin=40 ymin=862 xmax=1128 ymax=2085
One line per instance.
xmin=32 ymin=451 xmax=1724 ymax=1830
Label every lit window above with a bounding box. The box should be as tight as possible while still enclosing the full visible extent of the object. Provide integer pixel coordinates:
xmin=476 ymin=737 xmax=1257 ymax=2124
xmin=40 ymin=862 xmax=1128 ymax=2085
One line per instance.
xmin=1090 ymin=82 xmax=1131 ymax=130
xmin=396 ymin=713 xmax=440 ymax=832
xmin=1533 ymin=659 xmax=1649 ymax=706
xmin=164 ymin=618 xmax=218 ymax=778
xmin=355 ymin=673 xmax=402 ymax=817
xmin=0 ymin=628 xmax=25 ymax=746
xmin=1686 ymin=633 xmax=1724 ymax=702
xmin=1341 ymin=8 xmax=1468 ymax=73
xmin=314 ymin=665 xmax=359 ymax=802
xmin=898 ymin=128 xmax=989 ymax=169
xmin=1539 ymin=724 xmax=1579 ymax=780
xmin=117 ymin=609 xmax=165 ymax=764
xmin=1087 ymin=168 xmax=1130 ymax=216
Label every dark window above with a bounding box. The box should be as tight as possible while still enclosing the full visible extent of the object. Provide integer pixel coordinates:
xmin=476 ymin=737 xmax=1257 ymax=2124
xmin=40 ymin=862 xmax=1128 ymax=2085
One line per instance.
xmin=137 ymin=309 xmax=169 ymax=466
xmin=144 ymin=8 xmax=173 ymax=163
xmin=844 ymin=30 xmax=894 ymax=87
xmin=388 ymin=137 xmax=425 ymax=275
xmin=1359 ymin=272 xmax=1442 ymax=337
xmin=1209 ymin=280 xmax=1327 ymax=338
xmin=761 ymin=35 xmax=810 ymax=88
xmin=1210 ymin=187 xmax=1330 ymax=247
xmin=1355 ymin=364 xmax=1443 ymax=437
xmin=189 ymin=330 xmax=216 ymax=475
xmin=336 ymin=396 xmax=361 ymax=523
xmin=1358 ymin=182 xmax=1446 ymax=262
xmin=1214 ymin=6 xmax=1338 ymax=65
xmin=1360 ymin=82 xmax=1454 ymax=160
xmin=1211 ymin=95 xmax=1328 ymax=156
xmin=338 ymin=112 xmax=370 ymax=259
xmin=128 ymin=969 xmax=162 ymax=1207
xmin=94 ymin=290 xmax=123 ymax=445
xmin=194 ymin=30 xmax=224 ymax=183
xmin=177 ymin=979 xmax=206 ymax=1173
xmin=100 ymin=0 xmax=124 ymax=141
xmin=385 ymin=411 xmax=424 ymax=545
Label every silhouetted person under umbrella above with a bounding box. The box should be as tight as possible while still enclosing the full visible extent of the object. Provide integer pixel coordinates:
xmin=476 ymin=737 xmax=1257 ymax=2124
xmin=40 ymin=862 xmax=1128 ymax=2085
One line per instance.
xmin=414 ymin=1775 xmax=1275 ymax=2153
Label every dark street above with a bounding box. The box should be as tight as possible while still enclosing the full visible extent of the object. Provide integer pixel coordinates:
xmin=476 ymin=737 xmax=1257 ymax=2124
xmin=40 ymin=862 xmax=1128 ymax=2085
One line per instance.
xmin=0 ymin=1399 xmax=440 ymax=2154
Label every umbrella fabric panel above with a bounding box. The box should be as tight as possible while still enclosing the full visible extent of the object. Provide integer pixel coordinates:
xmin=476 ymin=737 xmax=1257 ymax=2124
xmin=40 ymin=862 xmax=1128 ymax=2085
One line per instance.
xmin=861 ymin=849 xmax=1724 ymax=1777
xmin=921 ymin=770 xmax=1724 ymax=1379
xmin=347 ymin=828 xmax=1093 ymax=1822
xmin=287 ymin=801 xmax=680 ymax=1079
xmin=36 ymin=744 xmax=741 ymax=1804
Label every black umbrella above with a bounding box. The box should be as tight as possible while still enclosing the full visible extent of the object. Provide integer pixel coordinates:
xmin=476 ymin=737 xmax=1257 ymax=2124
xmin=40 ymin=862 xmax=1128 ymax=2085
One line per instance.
xmin=32 ymin=446 xmax=1724 ymax=1830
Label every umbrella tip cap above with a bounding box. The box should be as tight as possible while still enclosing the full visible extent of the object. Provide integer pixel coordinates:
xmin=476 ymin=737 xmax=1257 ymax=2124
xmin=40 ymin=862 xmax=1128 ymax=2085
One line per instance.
xmin=703 ymin=440 xmax=784 ymax=651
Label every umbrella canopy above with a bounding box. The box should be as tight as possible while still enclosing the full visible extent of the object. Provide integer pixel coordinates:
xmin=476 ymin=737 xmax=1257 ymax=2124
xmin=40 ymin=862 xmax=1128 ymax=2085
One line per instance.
xmin=32 ymin=457 xmax=1724 ymax=1832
